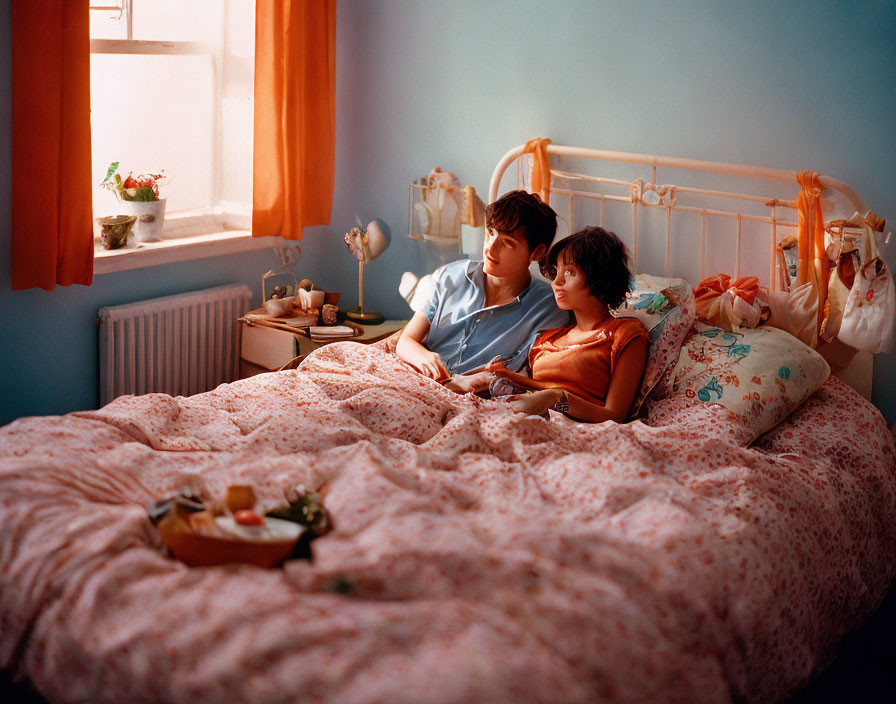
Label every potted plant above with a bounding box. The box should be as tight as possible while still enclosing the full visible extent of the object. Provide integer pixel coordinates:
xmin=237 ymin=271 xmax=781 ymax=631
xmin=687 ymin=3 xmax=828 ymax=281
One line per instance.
xmin=100 ymin=162 xmax=168 ymax=243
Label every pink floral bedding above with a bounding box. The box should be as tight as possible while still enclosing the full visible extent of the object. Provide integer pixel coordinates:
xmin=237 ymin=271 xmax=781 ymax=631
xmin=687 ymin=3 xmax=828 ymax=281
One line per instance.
xmin=1 ymin=343 xmax=894 ymax=704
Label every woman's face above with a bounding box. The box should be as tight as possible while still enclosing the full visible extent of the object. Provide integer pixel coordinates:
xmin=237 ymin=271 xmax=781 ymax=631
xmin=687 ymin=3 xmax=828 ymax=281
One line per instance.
xmin=482 ymin=226 xmax=534 ymax=278
xmin=550 ymin=255 xmax=595 ymax=310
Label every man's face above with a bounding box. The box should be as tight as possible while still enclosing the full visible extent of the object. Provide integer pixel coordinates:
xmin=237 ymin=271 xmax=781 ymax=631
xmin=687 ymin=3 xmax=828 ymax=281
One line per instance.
xmin=482 ymin=226 xmax=533 ymax=278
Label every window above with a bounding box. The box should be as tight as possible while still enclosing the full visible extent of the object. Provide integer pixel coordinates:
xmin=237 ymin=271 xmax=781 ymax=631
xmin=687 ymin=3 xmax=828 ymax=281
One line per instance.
xmin=89 ymin=1 xmax=254 ymax=242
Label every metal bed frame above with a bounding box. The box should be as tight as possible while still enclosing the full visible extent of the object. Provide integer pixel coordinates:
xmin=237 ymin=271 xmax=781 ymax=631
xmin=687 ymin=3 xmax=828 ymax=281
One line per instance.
xmin=489 ymin=143 xmax=871 ymax=292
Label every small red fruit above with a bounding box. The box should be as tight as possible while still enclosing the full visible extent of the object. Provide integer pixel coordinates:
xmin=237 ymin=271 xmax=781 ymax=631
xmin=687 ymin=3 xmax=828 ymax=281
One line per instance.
xmin=233 ymin=509 xmax=265 ymax=526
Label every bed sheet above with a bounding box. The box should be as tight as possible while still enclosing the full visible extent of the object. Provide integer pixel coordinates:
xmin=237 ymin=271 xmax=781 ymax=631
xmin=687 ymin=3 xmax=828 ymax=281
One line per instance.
xmin=0 ymin=342 xmax=894 ymax=704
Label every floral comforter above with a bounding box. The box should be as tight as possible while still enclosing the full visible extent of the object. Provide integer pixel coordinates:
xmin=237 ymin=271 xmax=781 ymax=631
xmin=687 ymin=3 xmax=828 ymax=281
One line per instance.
xmin=1 ymin=342 xmax=894 ymax=704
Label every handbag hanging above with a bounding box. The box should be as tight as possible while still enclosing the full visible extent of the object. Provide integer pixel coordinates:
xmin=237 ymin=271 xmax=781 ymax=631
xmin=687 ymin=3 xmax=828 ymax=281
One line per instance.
xmin=836 ymin=220 xmax=895 ymax=353
xmin=819 ymin=221 xmax=861 ymax=342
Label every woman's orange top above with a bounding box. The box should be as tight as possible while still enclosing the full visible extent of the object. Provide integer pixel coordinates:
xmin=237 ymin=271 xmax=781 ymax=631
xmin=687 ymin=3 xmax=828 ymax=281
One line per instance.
xmin=528 ymin=317 xmax=647 ymax=405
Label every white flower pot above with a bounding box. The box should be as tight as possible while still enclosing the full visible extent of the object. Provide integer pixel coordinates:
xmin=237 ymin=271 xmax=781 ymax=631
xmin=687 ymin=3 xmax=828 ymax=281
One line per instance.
xmin=123 ymin=198 xmax=167 ymax=243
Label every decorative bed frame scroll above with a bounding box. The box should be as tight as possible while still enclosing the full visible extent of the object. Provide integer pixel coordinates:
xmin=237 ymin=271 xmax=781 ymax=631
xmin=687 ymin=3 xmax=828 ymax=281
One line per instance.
xmin=488 ymin=143 xmax=879 ymax=396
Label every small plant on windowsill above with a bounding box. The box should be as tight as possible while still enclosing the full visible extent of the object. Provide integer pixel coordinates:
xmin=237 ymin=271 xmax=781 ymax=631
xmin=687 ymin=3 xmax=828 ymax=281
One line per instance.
xmin=100 ymin=161 xmax=169 ymax=243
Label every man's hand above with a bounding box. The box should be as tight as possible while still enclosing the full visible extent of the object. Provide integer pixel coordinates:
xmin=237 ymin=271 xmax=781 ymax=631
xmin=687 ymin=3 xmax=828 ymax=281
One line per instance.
xmin=444 ymin=370 xmax=495 ymax=394
xmin=415 ymin=350 xmax=450 ymax=381
xmin=395 ymin=312 xmax=449 ymax=381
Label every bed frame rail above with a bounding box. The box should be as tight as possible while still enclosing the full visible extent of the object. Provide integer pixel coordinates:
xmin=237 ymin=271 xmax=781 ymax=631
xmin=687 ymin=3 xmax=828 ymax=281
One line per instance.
xmin=489 ymin=144 xmax=870 ymax=291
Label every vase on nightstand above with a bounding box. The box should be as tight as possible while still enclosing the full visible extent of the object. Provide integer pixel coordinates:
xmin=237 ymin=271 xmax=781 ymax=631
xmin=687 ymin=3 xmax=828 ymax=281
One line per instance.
xmin=123 ymin=198 xmax=167 ymax=243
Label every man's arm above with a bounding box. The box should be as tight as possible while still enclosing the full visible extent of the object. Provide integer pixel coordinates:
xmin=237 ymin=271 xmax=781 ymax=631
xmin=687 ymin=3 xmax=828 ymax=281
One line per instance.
xmin=395 ymin=312 xmax=450 ymax=381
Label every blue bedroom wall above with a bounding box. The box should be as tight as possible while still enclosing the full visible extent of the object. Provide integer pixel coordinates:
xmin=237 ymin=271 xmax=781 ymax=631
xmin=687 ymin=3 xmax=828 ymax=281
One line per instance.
xmin=2 ymin=0 xmax=894 ymax=425
xmin=0 ymin=1 xmax=279 ymax=425
xmin=316 ymin=0 xmax=896 ymax=421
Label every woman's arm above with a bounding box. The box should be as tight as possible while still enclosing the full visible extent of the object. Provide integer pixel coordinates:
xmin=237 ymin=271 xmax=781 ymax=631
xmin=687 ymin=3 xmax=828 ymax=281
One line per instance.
xmin=395 ymin=312 xmax=450 ymax=381
xmin=509 ymin=335 xmax=648 ymax=423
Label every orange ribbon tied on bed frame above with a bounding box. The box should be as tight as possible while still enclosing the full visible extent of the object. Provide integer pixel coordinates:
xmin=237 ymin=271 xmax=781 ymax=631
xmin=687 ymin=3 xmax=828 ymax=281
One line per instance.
xmin=796 ymin=170 xmax=831 ymax=336
xmin=524 ymin=138 xmax=552 ymax=204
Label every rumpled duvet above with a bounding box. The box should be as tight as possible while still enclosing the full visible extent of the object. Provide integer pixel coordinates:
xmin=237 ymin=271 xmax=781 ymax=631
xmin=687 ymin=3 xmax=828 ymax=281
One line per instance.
xmin=1 ymin=342 xmax=894 ymax=704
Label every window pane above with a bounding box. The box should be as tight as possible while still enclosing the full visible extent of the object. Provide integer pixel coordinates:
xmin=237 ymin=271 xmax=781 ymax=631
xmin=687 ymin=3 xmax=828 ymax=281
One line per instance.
xmin=89 ymin=4 xmax=127 ymax=40
xmin=91 ymin=54 xmax=214 ymax=217
xmin=132 ymin=0 xmax=223 ymax=44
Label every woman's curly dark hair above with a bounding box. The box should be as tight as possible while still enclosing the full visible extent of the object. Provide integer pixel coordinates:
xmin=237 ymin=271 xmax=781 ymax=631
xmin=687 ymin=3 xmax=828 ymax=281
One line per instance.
xmin=544 ymin=227 xmax=632 ymax=309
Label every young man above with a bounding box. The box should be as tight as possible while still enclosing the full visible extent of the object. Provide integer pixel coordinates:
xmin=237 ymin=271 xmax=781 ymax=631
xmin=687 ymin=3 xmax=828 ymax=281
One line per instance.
xmin=396 ymin=190 xmax=571 ymax=383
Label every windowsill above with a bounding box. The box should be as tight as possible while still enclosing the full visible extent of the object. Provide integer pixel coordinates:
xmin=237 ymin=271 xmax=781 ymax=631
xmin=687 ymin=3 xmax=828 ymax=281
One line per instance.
xmin=94 ymin=230 xmax=283 ymax=275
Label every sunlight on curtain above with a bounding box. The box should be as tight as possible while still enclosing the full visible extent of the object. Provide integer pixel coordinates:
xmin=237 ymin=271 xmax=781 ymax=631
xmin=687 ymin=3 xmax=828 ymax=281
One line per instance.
xmin=11 ymin=0 xmax=93 ymax=290
xmin=252 ymin=0 xmax=337 ymax=240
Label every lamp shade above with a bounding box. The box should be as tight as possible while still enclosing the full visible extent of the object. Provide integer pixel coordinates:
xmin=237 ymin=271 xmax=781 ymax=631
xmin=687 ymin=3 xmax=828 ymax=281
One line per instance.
xmin=344 ymin=220 xmax=388 ymax=264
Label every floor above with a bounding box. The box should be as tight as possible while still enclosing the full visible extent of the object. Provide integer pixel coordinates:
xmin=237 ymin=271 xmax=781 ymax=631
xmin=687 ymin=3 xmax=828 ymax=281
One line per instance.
xmin=2 ymin=586 xmax=894 ymax=703
xmin=784 ymin=582 xmax=896 ymax=703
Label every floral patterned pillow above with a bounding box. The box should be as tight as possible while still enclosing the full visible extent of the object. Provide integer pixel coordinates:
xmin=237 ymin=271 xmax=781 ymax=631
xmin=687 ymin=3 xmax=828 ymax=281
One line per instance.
xmin=614 ymin=273 xmax=696 ymax=416
xmin=646 ymin=322 xmax=830 ymax=445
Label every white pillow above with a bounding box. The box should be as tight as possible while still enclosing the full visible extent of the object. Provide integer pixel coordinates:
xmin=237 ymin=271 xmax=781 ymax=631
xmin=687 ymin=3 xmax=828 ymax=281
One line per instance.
xmin=648 ymin=322 xmax=830 ymax=444
xmin=399 ymin=263 xmax=451 ymax=314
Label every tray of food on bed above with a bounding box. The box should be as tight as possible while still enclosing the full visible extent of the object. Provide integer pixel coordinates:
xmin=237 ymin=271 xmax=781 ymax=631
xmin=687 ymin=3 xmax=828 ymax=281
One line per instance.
xmin=149 ymin=485 xmax=330 ymax=568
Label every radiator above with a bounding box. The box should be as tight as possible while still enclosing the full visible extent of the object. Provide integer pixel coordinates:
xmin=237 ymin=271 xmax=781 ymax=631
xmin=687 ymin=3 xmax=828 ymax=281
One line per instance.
xmin=97 ymin=284 xmax=252 ymax=406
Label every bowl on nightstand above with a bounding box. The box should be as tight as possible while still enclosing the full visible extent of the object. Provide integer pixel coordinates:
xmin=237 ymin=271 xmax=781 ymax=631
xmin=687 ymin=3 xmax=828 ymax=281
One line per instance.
xmin=264 ymin=296 xmax=295 ymax=317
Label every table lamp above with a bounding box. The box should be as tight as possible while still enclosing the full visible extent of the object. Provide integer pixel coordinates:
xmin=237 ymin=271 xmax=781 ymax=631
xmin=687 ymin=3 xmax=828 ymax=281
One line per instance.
xmin=343 ymin=219 xmax=389 ymax=325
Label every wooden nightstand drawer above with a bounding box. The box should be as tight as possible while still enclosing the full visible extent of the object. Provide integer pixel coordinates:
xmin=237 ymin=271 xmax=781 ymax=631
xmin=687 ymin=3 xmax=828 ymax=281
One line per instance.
xmin=238 ymin=316 xmax=407 ymax=377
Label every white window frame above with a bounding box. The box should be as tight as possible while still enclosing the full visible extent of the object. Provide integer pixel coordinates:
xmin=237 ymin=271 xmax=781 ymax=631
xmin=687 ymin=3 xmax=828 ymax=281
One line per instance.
xmin=89 ymin=1 xmax=273 ymax=274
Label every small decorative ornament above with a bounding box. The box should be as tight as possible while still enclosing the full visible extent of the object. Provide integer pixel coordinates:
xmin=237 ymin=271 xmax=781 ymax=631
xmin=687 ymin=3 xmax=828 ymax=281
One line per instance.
xmin=553 ymin=390 xmax=570 ymax=414
xmin=94 ymin=214 xmax=136 ymax=249
xmin=321 ymin=304 xmax=339 ymax=325
xmin=262 ymin=245 xmax=301 ymax=303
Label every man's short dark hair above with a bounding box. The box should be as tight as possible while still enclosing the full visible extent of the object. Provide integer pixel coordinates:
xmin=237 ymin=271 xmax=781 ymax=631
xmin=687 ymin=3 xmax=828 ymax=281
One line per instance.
xmin=544 ymin=227 xmax=632 ymax=309
xmin=485 ymin=190 xmax=557 ymax=257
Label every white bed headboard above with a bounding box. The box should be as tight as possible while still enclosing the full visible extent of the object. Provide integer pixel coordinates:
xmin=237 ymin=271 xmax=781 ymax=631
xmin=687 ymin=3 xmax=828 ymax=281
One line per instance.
xmin=489 ymin=142 xmax=881 ymax=398
xmin=489 ymin=143 xmax=870 ymax=292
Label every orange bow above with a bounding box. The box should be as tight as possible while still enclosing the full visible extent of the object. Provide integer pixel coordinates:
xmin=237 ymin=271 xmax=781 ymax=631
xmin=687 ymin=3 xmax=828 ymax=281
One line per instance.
xmin=523 ymin=138 xmax=552 ymax=204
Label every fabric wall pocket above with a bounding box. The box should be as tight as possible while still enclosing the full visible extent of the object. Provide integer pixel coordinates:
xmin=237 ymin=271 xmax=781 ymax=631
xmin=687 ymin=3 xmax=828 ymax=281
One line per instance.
xmin=820 ymin=229 xmax=861 ymax=342
xmin=837 ymin=229 xmax=895 ymax=353
xmin=409 ymin=168 xmax=485 ymax=252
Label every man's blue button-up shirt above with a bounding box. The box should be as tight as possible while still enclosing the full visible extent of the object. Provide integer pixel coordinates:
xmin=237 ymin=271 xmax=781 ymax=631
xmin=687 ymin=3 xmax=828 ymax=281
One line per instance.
xmin=423 ymin=259 xmax=571 ymax=374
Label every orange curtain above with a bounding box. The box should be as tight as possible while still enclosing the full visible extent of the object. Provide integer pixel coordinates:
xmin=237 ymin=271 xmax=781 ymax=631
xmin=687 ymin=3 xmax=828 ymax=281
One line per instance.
xmin=253 ymin=0 xmax=337 ymax=240
xmin=11 ymin=1 xmax=93 ymax=290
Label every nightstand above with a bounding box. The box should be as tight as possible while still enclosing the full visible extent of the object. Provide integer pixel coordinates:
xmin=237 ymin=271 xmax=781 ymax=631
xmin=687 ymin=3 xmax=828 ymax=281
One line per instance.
xmin=238 ymin=314 xmax=407 ymax=378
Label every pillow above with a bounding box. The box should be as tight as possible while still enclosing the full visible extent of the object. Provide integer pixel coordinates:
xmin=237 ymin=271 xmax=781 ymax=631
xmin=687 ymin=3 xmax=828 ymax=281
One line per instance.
xmin=645 ymin=322 xmax=830 ymax=445
xmin=614 ymin=273 xmax=696 ymax=415
xmin=399 ymin=266 xmax=445 ymax=314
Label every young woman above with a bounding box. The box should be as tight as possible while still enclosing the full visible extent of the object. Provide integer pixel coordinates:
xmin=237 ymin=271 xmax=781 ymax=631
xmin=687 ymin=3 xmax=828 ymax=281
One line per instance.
xmin=459 ymin=226 xmax=648 ymax=423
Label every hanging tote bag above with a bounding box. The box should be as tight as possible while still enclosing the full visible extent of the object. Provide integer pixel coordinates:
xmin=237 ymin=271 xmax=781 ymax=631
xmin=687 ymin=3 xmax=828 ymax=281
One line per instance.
xmin=837 ymin=223 xmax=895 ymax=353
xmin=820 ymin=221 xmax=861 ymax=343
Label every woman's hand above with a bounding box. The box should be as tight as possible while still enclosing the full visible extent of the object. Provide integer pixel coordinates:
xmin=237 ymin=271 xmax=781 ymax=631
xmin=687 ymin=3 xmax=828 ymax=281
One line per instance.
xmin=444 ymin=370 xmax=495 ymax=394
xmin=508 ymin=389 xmax=563 ymax=416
